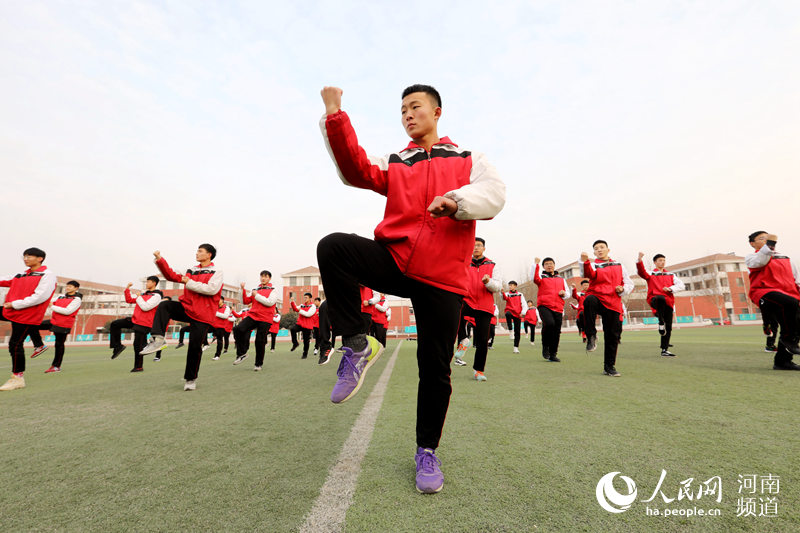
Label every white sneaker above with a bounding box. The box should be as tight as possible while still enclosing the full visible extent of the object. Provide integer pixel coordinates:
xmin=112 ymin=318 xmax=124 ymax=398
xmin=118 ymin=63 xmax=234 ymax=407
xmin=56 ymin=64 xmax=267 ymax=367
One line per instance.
xmin=0 ymin=374 xmax=25 ymax=391
xmin=254 ymin=366 xmax=262 ymax=372
xmin=141 ymin=336 xmax=167 ymax=355
xmin=184 ymin=380 xmax=196 ymax=391
xmin=202 ymin=344 xmax=211 ymax=352
xmin=233 ymin=354 xmax=247 ymax=365
xmin=313 ymin=349 xmax=318 ymax=356
xmin=455 ymin=338 xmax=471 ymax=359
xmin=530 ymin=341 xmax=535 ymax=346
xmin=453 ymin=357 xmax=467 ymax=367
xmin=513 ymin=347 xmax=520 ymax=354
xmin=212 ymin=356 xmax=220 ymax=360
xmin=270 ymin=349 xmax=275 ymax=353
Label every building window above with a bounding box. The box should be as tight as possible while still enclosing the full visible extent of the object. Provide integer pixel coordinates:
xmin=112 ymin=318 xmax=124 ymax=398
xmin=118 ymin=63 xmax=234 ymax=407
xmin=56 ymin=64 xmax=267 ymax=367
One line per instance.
xmin=720 ymin=278 xmax=728 ymax=287
xmin=738 ymin=293 xmax=747 ymax=302
xmin=289 ymin=291 xmax=294 ymax=300
xmin=724 ymin=293 xmax=731 ymax=302
xmin=703 ymin=266 xmax=709 ymax=274
xmin=304 ymin=276 xmax=312 ymax=285
xmin=735 ymin=277 xmax=744 ymax=287
xmin=290 ymin=277 xmax=297 ymax=285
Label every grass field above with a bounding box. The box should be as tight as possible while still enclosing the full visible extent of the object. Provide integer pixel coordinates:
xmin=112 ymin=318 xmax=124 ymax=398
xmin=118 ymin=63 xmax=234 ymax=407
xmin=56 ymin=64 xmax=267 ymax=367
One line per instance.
xmin=1 ymin=326 xmax=798 ymax=532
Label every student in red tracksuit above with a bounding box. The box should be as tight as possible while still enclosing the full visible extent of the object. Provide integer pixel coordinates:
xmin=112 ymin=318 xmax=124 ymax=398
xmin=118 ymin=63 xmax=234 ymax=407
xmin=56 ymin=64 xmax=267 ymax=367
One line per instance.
xmin=110 ymin=276 xmax=163 ymax=371
xmin=745 ymin=231 xmax=800 ymax=370
xmin=28 ymin=280 xmax=82 ymax=373
xmin=290 ymin=293 xmax=317 ymax=359
xmin=571 ymin=280 xmax=590 ymax=342
xmin=140 ymin=245 xmax=223 ymax=391
xmin=269 ymin=310 xmax=281 ymax=352
xmin=370 ymin=293 xmax=390 ymax=347
xmin=533 ymin=257 xmax=570 ymax=362
xmin=454 ymin=238 xmax=502 ymax=379
xmin=313 ymin=297 xmax=322 ymax=355
xmin=502 ymin=281 xmax=528 ymax=353
xmin=636 ymin=252 xmax=686 ymax=357
xmin=523 ymin=301 xmax=539 ymax=346
xmin=212 ymin=297 xmax=232 ymax=361
xmin=580 ymin=240 xmax=633 ymax=377
xmin=0 ymin=247 xmax=57 ymax=391
xmin=360 ymin=286 xmax=379 ymax=334
xmin=234 ymin=270 xmax=278 ymax=370
xmin=317 ymin=84 xmax=505 ymax=494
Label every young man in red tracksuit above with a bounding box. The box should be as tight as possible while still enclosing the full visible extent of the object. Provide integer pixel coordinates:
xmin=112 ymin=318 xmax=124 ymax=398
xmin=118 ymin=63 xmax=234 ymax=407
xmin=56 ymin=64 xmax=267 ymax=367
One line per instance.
xmin=533 ymin=257 xmax=570 ymax=362
xmin=745 ymin=231 xmax=800 ymax=370
xmin=28 ymin=280 xmax=82 ymax=373
xmin=0 ymin=247 xmax=57 ymax=391
xmin=110 ymin=276 xmax=163 ymax=371
xmin=502 ymin=281 xmax=528 ymax=353
xmin=636 ymin=252 xmax=685 ymax=357
xmin=523 ymin=300 xmax=540 ymax=346
xmin=269 ymin=310 xmax=281 ymax=352
xmin=212 ymin=297 xmax=232 ymax=361
xmin=313 ymin=297 xmax=322 ymax=355
xmin=317 ymin=84 xmax=505 ymax=494
xmin=580 ymin=240 xmax=633 ymax=377
xmin=234 ymin=270 xmax=278 ymax=369
xmin=454 ymin=238 xmax=502 ymax=380
xmin=290 ymin=293 xmax=317 ymax=359
xmin=360 ymin=286 xmax=379 ymax=334
xmin=571 ymin=280 xmax=590 ymax=342
xmin=140 ymin=245 xmax=223 ymax=391
xmin=370 ymin=293 xmax=390 ymax=347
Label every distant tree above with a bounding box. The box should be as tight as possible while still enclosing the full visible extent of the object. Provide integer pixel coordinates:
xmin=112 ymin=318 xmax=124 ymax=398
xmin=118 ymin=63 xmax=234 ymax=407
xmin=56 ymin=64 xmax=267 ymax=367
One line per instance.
xmin=281 ymin=311 xmax=298 ymax=330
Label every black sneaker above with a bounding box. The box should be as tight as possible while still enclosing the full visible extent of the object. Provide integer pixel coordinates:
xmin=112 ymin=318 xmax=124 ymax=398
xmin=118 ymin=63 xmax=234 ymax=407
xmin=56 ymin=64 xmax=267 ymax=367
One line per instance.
xmin=153 ymin=355 xmax=161 ymax=362
xmin=586 ymin=335 xmax=597 ymax=352
xmin=779 ymin=340 xmax=800 ymax=355
xmin=661 ymin=350 xmax=677 ymax=357
xmin=233 ymin=354 xmax=247 ymax=365
xmin=549 ymin=356 xmax=561 ymax=362
xmin=658 ymin=323 xmax=666 ymax=336
xmin=773 ymin=362 xmax=800 ymax=371
xmin=290 ymin=343 xmax=299 ymax=352
xmin=542 ymin=347 xmax=550 ymax=360
xmin=603 ymin=367 xmax=621 ymax=377
xmin=318 ymin=347 xmax=332 ymax=365
xmin=130 ymin=367 xmax=143 ymax=373
xmin=765 ymin=345 xmax=778 ymax=353
xmin=175 ymin=342 xmax=184 ymax=349
xmin=111 ymin=345 xmax=126 ymax=360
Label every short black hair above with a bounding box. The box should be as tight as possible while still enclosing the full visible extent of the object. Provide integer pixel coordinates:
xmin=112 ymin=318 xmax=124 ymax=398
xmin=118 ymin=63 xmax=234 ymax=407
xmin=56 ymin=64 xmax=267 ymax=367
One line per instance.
xmin=219 ymin=296 xmax=225 ymax=301
xmin=748 ymin=231 xmax=767 ymax=243
xmin=24 ymin=247 xmax=46 ymax=260
xmin=580 ymin=279 xmax=590 ymax=285
xmin=653 ymin=254 xmax=665 ymax=262
xmin=314 ymin=297 xmax=321 ymax=302
xmin=475 ymin=237 xmax=485 ymax=245
xmin=304 ymin=292 xmax=313 ymax=298
xmin=542 ymin=257 xmax=555 ymax=265
xmin=508 ymin=280 xmax=518 ymax=286
xmin=260 ymin=270 xmax=272 ymax=278
xmin=402 ymin=84 xmax=442 ymax=108
xmin=67 ymin=280 xmax=80 ymax=288
xmin=592 ymin=240 xmax=608 ymax=248
xmin=527 ymin=300 xmax=534 ymax=305
xmin=198 ymin=243 xmax=216 ymax=260
xmin=147 ymin=275 xmax=160 ymax=284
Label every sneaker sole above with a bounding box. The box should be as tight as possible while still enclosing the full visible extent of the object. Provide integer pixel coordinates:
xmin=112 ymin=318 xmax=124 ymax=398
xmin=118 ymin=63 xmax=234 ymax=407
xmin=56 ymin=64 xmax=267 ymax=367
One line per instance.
xmin=336 ymin=336 xmax=384 ymax=404
xmin=416 ymin=482 xmax=444 ymax=494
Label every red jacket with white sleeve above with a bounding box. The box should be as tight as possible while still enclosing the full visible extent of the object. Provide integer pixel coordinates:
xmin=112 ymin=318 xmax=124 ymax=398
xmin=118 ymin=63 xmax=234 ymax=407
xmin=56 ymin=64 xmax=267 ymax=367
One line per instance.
xmin=0 ymin=266 xmax=57 ymax=325
xmin=491 ymin=304 xmax=499 ymax=325
xmin=49 ymin=292 xmax=83 ymax=329
xmin=125 ymin=288 xmax=163 ymax=328
xmin=533 ymin=264 xmax=569 ymax=313
xmin=571 ymin=287 xmax=588 ymax=314
xmin=360 ymin=287 xmax=379 ymax=314
xmin=465 ymin=256 xmax=502 ymax=314
xmin=291 ymin=301 xmax=317 ymax=329
xmin=270 ymin=311 xmax=281 ymax=334
xmin=242 ymin=284 xmax=278 ymax=323
xmin=502 ymin=290 xmax=528 ymax=318
xmin=372 ymin=298 xmax=389 ymax=326
xmin=214 ymin=304 xmax=232 ymax=330
xmin=523 ymin=307 xmax=539 ymax=325
xmin=746 ymin=247 xmax=800 ymax=304
xmin=320 ymin=111 xmax=506 ymax=296
xmin=636 ymin=261 xmax=685 ymax=308
xmin=580 ymin=258 xmax=634 ymax=314
xmin=155 ymin=257 xmax=223 ymax=325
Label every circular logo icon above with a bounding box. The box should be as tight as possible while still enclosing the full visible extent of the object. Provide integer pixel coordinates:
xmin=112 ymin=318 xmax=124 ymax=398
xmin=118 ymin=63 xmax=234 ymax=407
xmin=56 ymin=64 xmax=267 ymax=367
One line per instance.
xmin=596 ymin=472 xmax=638 ymax=513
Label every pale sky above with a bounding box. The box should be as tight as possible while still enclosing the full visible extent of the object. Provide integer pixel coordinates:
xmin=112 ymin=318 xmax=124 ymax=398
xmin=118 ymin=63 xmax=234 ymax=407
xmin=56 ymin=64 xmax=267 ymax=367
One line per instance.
xmin=2 ymin=1 xmax=798 ymax=290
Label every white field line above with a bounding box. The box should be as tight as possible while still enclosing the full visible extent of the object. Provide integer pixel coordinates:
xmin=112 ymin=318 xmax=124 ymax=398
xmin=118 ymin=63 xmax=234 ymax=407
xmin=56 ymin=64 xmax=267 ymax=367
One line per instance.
xmin=299 ymin=341 xmax=403 ymax=533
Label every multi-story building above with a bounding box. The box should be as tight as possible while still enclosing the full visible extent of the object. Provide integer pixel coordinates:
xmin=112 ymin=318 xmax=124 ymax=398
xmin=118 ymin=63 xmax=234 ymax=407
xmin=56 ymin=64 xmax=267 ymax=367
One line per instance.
xmin=281 ymin=266 xmax=323 ymax=313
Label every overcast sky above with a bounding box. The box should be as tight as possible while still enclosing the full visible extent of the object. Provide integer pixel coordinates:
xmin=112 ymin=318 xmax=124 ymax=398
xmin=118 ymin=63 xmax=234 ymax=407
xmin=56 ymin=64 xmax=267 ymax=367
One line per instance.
xmin=2 ymin=1 xmax=798 ymax=290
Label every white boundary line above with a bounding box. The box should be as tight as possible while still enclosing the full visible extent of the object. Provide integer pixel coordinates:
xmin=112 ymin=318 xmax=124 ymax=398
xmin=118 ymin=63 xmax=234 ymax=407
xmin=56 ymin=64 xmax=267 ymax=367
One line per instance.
xmin=299 ymin=341 xmax=403 ymax=533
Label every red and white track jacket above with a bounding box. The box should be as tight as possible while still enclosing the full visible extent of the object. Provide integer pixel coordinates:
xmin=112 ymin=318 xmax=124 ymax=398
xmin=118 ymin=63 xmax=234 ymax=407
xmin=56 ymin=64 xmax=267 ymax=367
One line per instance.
xmin=571 ymin=288 xmax=588 ymax=314
xmin=292 ymin=301 xmax=317 ymax=329
xmin=502 ymin=290 xmax=528 ymax=318
xmin=242 ymin=284 xmax=278 ymax=323
xmin=746 ymin=247 xmax=800 ymax=303
xmin=270 ymin=312 xmax=281 ymax=334
xmin=312 ymin=306 xmax=320 ymax=328
xmin=465 ymin=256 xmax=502 ymax=314
xmin=580 ymin=258 xmax=634 ymax=314
xmin=532 ymin=264 xmax=569 ymax=313
xmin=321 ymin=111 xmax=506 ymax=296
xmin=0 ymin=266 xmax=57 ymax=325
xmin=372 ymin=298 xmax=389 ymax=326
xmin=523 ymin=307 xmax=540 ymax=325
xmin=125 ymin=288 xmax=162 ymax=328
xmin=491 ymin=304 xmax=498 ymax=325
xmin=155 ymin=257 xmax=223 ymax=325
xmin=360 ymin=286 xmax=379 ymax=314
xmin=636 ymin=261 xmax=685 ymax=308
xmin=214 ymin=304 xmax=232 ymax=330
xmin=49 ymin=292 xmax=82 ymax=329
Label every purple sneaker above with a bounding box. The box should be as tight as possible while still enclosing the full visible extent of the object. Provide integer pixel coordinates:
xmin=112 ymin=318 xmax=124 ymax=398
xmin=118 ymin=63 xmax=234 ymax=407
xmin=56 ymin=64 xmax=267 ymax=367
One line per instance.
xmin=330 ymin=335 xmax=384 ymax=403
xmin=415 ymin=447 xmax=444 ymax=494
